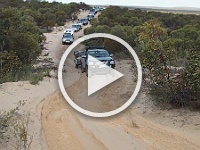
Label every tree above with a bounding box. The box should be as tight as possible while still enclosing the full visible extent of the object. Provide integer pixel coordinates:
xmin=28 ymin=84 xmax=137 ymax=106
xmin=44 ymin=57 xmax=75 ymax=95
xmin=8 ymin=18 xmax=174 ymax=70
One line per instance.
xmin=138 ymin=20 xmax=179 ymax=102
xmin=184 ymin=50 xmax=200 ymax=91
xmin=128 ymin=17 xmax=141 ymax=26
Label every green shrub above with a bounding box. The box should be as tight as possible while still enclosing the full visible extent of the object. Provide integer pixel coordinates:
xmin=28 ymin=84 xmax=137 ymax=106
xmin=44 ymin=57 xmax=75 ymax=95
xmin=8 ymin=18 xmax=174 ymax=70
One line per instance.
xmin=0 ymin=101 xmax=33 ymax=149
xmin=29 ymin=72 xmax=45 ymax=85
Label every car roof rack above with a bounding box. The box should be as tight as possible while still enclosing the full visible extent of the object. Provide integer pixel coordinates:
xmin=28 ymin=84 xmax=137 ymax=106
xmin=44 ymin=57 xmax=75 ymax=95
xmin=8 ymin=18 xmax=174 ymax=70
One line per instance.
xmin=86 ymin=46 xmax=105 ymax=50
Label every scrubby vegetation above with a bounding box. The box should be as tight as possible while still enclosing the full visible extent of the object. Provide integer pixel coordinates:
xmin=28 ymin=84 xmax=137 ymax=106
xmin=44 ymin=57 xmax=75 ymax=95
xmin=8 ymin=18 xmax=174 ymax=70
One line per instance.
xmin=0 ymin=101 xmax=33 ymax=150
xmin=0 ymin=0 xmax=90 ymax=84
xmin=85 ymin=6 xmax=200 ymax=108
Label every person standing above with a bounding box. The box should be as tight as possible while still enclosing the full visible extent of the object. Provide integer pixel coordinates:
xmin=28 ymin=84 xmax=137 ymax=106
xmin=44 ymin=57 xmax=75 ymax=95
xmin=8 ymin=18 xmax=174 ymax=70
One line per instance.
xmin=72 ymin=16 xmax=74 ymax=23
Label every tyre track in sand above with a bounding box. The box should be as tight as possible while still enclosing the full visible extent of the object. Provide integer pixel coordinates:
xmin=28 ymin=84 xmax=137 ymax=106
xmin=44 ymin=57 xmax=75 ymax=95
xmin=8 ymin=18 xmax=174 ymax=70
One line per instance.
xmin=41 ymin=91 xmax=149 ymax=150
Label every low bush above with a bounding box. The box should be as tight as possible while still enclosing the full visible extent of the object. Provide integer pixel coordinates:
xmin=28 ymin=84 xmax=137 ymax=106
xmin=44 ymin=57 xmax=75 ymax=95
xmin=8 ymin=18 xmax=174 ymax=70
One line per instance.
xmin=0 ymin=101 xmax=33 ymax=150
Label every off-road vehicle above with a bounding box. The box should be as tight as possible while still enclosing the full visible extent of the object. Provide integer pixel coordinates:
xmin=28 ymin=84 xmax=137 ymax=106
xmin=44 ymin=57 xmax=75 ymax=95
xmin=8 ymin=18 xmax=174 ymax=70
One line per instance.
xmin=74 ymin=50 xmax=85 ymax=68
xmin=62 ymin=33 xmax=74 ymax=45
xmin=76 ymin=46 xmax=115 ymax=76
xmin=71 ymin=23 xmax=81 ymax=32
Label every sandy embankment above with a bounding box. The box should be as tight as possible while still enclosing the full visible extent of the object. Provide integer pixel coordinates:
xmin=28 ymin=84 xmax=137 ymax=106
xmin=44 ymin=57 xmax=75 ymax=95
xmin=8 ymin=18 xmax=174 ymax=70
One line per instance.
xmin=0 ymin=21 xmax=64 ymax=150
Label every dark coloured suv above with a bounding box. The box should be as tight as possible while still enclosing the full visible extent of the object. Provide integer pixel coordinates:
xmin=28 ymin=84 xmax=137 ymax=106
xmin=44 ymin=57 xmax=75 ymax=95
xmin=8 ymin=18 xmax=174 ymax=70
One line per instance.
xmin=79 ymin=18 xmax=89 ymax=25
xmin=80 ymin=46 xmax=115 ymax=75
xmin=87 ymin=14 xmax=94 ymax=21
xmin=89 ymin=8 xmax=97 ymax=15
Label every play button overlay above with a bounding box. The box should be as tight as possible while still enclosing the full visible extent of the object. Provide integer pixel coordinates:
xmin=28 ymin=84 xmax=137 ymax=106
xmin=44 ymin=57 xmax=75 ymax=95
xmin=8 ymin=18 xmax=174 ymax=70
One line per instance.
xmin=88 ymin=55 xmax=124 ymax=96
xmin=58 ymin=33 xmax=142 ymax=117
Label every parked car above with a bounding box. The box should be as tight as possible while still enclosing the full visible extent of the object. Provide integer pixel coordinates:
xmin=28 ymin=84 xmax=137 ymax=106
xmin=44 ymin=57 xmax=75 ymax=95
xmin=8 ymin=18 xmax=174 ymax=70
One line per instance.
xmin=71 ymin=23 xmax=81 ymax=32
xmin=87 ymin=14 xmax=94 ymax=21
xmin=79 ymin=46 xmax=115 ymax=76
xmin=62 ymin=33 xmax=74 ymax=45
xmin=79 ymin=18 xmax=89 ymax=25
xmin=63 ymin=28 xmax=74 ymax=36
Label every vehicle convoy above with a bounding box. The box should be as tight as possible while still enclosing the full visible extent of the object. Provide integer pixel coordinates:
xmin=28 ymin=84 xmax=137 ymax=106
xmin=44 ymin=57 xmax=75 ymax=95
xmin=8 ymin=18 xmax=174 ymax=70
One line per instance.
xmin=62 ymin=33 xmax=74 ymax=45
xmin=74 ymin=46 xmax=115 ymax=76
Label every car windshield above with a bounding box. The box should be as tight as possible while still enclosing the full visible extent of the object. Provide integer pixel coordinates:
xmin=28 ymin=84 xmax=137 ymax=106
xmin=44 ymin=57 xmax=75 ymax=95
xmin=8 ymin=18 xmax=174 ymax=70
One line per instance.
xmin=63 ymin=34 xmax=71 ymax=38
xmin=88 ymin=50 xmax=109 ymax=57
xmin=90 ymin=9 xmax=95 ymax=12
xmin=72 ymin=25 xmax=78 ymax=28
xmin=80 ymin=18 xmax=87 ymax=22
xmin=88 ymin=15 xmax=93 ymax=17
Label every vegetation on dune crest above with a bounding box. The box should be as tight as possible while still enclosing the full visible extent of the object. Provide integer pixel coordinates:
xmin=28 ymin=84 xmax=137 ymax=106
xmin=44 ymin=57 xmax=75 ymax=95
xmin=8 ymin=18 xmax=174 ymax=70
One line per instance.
xmin=0 ymin=0 xmax=90 ymax=84
xmin=85 ymin=6 xmax=200 ymax=108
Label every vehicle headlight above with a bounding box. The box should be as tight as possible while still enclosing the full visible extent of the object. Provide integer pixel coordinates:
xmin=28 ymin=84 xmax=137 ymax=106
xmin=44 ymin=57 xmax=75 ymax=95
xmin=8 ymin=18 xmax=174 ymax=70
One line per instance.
xmin=110 ymin=60 xmax=115 ymax=64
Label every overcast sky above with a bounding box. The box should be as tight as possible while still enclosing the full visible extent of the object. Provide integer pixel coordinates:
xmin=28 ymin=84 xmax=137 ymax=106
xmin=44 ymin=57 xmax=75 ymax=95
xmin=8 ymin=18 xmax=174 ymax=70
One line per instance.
xmin=47 ymin=0 xmax=200 ymax=8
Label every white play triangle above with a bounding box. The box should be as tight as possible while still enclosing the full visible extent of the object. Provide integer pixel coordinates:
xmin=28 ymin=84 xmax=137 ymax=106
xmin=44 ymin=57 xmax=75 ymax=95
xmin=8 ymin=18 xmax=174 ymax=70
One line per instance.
xmin=88 ymin=55 xmax=124 ymax=96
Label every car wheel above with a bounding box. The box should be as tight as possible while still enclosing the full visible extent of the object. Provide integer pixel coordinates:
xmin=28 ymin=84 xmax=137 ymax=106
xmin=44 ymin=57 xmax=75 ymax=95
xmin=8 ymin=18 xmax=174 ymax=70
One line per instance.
xmin=62 ymin=42 xmax=65 ymax=45
xmin=75 ymin=64 xmax=78 ymax=68
xmin=86 ymin=69 xmax=88 ymax=77
xmin=81 ymin=64 xmax=85 ymax=73
xmin=111 ymin=64 xmax=115 ymax=69
xmin=86 ymin=65 xmax=90 ymax=77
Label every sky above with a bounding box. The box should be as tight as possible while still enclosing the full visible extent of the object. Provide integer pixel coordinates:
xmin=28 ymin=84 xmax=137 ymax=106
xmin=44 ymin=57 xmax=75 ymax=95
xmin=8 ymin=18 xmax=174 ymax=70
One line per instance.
xmin=47 ymin=0 xmax=200 ymax=8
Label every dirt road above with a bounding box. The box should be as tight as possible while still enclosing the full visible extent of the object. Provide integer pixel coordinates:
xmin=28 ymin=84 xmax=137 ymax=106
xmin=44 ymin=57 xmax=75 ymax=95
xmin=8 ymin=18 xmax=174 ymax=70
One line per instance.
xmin=41 ymin=10 xmax=200 ymax=150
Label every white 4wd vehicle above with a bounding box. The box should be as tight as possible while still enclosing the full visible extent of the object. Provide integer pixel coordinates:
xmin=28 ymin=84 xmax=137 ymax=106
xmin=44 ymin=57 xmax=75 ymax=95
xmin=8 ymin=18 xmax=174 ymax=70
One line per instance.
xmin=63 ymin=28 xmax=74 ymax=36
xmin=71 ymin=24 xmax=81 ymax=32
